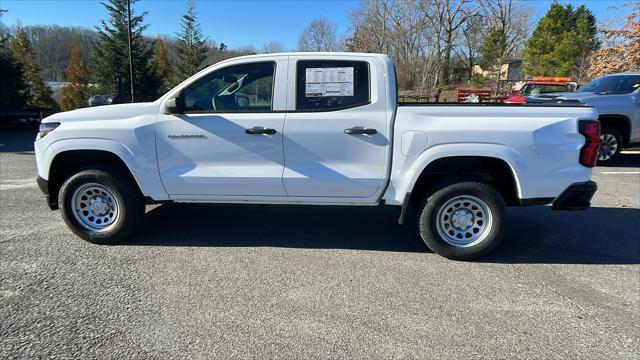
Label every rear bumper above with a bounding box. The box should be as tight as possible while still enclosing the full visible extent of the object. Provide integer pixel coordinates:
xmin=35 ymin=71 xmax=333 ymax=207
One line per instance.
xmin=552 ymin=181 xmax=597 ymax=211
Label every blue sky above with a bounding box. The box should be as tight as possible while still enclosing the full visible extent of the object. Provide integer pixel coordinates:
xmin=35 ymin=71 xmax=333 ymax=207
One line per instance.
xmin=0 ymin=0 xmax=629 ymax=50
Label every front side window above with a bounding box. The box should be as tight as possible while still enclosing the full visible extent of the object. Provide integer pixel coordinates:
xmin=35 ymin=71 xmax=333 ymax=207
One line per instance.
xmin=296 ymin=60 xmax=370 ymax=111
xmin=183 ymin=62 xmax=275 ymax=112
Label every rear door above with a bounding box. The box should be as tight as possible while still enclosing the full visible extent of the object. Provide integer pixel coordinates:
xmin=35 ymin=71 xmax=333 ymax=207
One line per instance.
xmin=282 ymin=56 xmax=391 ymax=201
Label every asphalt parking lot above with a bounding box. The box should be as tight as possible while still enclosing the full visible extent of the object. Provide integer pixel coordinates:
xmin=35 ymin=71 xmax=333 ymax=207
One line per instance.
xmin=1 ymin=129 xmax=638 ymax=359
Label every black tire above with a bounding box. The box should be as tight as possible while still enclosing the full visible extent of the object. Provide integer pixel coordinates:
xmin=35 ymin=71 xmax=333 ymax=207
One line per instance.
xmin=597 ymin=125 xmax=623 ymax=166
xmin=417 ymin=180 xmax=506 ymax=261
xmin=59 ymin=167 xmax=144 ymax=244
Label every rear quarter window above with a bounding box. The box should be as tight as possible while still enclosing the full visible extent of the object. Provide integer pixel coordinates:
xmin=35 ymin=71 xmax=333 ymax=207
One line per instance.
xmin=296 ymin=60 xmax=370 ymax=111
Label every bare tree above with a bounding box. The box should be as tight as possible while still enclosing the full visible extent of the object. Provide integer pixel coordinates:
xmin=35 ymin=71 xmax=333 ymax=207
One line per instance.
xmin=479 ymin=0 xmax=531 ymax=62
xmin=588 ymin=3 xmax=640 ymax=78
xmin=297 ymin=18 xmax=340 ymax=52
xmin=454 ymin=13 xmax=486 ymax=81
xmin=347 ymin=0 xmax=392 ymax=53
xmin=425 ymin=0 xmax=475 ymax=84
xmin=343 ymin=0 xmax=532 ymax=94
xmin=262 ymin=41 xmax=286 ymax=53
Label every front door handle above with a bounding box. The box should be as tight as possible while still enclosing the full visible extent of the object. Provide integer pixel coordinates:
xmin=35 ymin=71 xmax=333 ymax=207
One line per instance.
xmin=344 ymin=127 xmax=377 ymax=135
xmin=245 ymin=126 xmax=276 ymax=135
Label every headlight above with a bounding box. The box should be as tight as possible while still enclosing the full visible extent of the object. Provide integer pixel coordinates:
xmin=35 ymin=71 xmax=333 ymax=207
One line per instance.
xmin=38 ymin=122 xmax=60 ymax=139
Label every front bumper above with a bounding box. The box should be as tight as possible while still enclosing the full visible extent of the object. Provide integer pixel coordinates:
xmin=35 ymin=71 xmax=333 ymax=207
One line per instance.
xmin=552 ymin=181 xmax=597 ymax=211
xmin=36 ymin=176 xmax=57 ymax=210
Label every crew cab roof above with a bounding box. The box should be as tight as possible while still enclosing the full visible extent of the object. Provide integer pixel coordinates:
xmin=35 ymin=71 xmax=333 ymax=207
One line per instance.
xmin=220 ymin=52 xmax=390 ymax=61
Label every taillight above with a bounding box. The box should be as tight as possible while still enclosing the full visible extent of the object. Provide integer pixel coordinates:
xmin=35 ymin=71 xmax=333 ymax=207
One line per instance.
xmin=38 ymin=122 xmax=60 ymax=139
xmin=578 ymin=120 xmax=600 ymax=167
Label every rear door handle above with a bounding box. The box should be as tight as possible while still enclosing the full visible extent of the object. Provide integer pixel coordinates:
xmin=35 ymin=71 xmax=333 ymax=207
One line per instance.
xmin=245 ymin=126 xmax=276 ymax=135
xmin=344 ymin=127 xmax=377 ymax=135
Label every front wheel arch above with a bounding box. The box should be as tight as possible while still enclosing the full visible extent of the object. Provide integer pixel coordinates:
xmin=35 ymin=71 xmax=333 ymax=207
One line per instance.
xmin=48 ymin=150 xmax=142 ymax=210
xmin=599 ymin=115 xmax=631 ymax=148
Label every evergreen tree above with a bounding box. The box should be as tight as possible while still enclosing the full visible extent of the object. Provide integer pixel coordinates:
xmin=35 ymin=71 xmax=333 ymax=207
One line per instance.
xmin=149 ymin=37 xmax=172 ymax=94
xmin=10 ymin=26 xmax=57 ymax=109
xmin=174 ymin=0 xmax=208 ymax=81
xmin=572 ymin=6 xmax=598 ymax=83
xmin=0 ymin=51 xmax=27 ymax=108
xmin=60 ymin=38 xmax=90 ymax=111
xmin=0 ymin=9 xmax=28 ymax=108
xmin=479 ymin=27 xmax=507 ymax=76
xmin=91 ymin=0 xmax=157 ymax=101
xmin=523 ymin=2 xmax=597 ymax=78
xmin=0 ymin=9 xmax=9 ymax=46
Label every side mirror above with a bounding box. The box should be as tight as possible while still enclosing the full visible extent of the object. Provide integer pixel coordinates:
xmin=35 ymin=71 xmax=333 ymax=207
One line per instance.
xmin=164 ymin=96 xmax=182 ymax=114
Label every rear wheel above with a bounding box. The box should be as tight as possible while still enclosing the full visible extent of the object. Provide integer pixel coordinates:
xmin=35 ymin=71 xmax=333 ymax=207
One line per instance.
xmin=417 ymin=180 xmax=506 ymax=260
xmin=597 ymin=125 xmax=622 ymax=166
xmin=59 ymin=167 xmax=144 ymax=244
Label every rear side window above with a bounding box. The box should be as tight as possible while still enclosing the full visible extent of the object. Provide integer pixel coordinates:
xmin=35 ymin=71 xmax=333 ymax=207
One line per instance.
xmin=296 ymin=60 xmax=370 ymax=111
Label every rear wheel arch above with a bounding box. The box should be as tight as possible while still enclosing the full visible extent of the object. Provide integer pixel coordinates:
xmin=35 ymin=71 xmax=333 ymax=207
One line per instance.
xmin=409 ymin=156 xmax=521 ymax=207
xmin=47 ymin=150 xmax=142 ymax=209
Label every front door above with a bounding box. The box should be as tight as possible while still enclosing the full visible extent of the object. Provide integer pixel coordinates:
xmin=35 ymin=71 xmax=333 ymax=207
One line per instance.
xmin=156 ymin=60 xmax=288 ymax=197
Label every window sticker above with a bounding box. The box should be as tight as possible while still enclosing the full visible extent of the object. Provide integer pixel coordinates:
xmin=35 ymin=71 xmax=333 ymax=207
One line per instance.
xmin=305 ymin=67 xmax=354 ymax=97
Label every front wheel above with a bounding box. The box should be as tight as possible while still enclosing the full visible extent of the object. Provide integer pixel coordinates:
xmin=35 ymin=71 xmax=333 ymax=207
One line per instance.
xmin=597 ymin=125 xmax=622 ymax=166
xmin=417 ymin=180 xmax=506 ymax=260
xmin=59 ymin=167 xmax=144 ymax=244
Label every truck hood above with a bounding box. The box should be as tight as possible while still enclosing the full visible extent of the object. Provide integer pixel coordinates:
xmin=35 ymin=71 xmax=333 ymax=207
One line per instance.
xmin=542 ymin=92 xmax=600 ymax=100
xmin=43 ymin=102 xmax=160 ymax=123
xmin=527 ymin=92 xmax=602 ymax=104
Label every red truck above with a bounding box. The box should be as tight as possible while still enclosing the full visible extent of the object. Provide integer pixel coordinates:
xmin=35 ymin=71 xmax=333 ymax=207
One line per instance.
xmin=504 ymin=77 xmax=577 ymax=104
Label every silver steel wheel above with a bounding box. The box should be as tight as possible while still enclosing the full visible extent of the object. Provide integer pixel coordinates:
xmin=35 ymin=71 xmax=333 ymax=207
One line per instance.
xmin=436 ymin=195 xmax=493 ymax=248
xmin=71 ymin=183 xmax=119 ymax=232
xmin=598 ymin=133 xmax=618 ymax=161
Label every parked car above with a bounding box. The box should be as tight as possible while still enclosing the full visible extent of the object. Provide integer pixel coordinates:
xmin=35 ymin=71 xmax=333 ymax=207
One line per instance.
xmin=504 ymin=77 xmax=576 ymax=104
xmin=34 ymin=53 xmax=599 ymax=260
xmin=1 ymin=107 xmax=56 ymax=128
xmin=525 ymin=72 xmax=640 ymax=165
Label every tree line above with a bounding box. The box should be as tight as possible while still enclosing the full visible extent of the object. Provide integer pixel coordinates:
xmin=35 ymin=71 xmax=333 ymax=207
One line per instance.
xmin=0 ymin=0 xmax=638 ymax=111
xmin=0 ymin=0 xmax=254 ymax=111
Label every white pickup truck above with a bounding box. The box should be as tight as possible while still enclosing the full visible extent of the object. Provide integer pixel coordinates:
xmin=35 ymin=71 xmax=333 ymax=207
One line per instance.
xmin=35 ymin=53 xmax=600 ymax=260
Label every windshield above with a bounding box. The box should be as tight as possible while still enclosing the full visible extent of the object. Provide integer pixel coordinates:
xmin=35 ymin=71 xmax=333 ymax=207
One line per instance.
xmin=519 ymin=84 xmax=567 ymax=95
xmin=578 ymin=75 xmax=640 ymax=94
